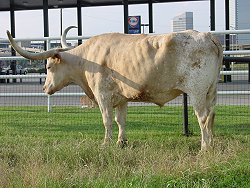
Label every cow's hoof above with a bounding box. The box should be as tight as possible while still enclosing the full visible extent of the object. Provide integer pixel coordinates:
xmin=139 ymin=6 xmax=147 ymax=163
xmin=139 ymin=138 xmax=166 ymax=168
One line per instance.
xmin=100 ymin=139 xmax=112 ymax=148
xmin=117 ymin=140 xmax=128 ymax=148
xmin=100 ymin=143 xmax=108 ymax=150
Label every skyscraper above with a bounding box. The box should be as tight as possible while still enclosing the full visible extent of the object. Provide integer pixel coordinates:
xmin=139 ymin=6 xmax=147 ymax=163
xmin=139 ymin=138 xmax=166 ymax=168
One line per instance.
xmin=230 ymin=0 xmax=250 ymax=45
xmin=172 ymin=12 xmax=193 ymax=32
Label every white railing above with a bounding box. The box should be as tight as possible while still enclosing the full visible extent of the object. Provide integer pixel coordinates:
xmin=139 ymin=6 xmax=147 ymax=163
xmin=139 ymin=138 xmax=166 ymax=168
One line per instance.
xmin=0 ymin=70 xmax=248 ymax=80
xmin=221 ymin=70 xmax=248 ymax=75
xmin=223 ymin=50 xmax=250 ymax=55
xmin=0 ymin=74 xmax=46 ymax=79
xmin=0 ymin=35 xmax=91 ymax=43
xmin=0 ymin=35 xmax=91 ymax=51
xmin=210 ymin=29 xmax=250 ymax=35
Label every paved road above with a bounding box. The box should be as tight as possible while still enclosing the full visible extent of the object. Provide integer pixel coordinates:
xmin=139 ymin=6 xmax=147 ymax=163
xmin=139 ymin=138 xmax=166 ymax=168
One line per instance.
xmin=1 ymin=74 xmax=250 ymax=106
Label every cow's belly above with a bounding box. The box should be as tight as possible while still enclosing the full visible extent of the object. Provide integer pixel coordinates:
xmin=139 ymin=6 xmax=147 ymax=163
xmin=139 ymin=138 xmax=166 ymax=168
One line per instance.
xmin=150 ymin=89 xmax=183 ymax=106
xmin=123 ymin=87 xmax=183 ymax=107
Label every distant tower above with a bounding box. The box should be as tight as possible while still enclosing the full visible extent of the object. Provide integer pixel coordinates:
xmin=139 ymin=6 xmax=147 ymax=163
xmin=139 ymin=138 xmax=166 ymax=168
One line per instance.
xmin=172 ymin=12 xmax=193 ymax=32
xmin=230 ymin=0 xmax=250 ymax=45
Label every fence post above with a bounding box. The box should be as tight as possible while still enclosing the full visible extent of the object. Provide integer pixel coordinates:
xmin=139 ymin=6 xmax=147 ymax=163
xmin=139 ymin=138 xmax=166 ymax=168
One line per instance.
xmin=46 ymin=39 xmax=51 ymax=50
xmin=40 ymin=72 xmax=42 ymax=84
xmin=47 ymin=95 xmax=52 ymax=112
xmin=19 ymin=70 xmax=22 ymax=83
xmin=183 ymin=93 xmax=189 ymax=136
xmin=6 ymin=70 xmax=10 ymax=83
xmin=248 ymin=63 xmax=250 ymax=83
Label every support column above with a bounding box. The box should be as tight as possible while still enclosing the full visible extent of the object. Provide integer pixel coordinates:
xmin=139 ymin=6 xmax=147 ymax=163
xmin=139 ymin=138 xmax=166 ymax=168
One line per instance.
xmin=60 ymin=8 xmax=63 ymax=36
xmin=210 ymin=0 xmax=215 ymax=31
xmin=10 ymin=1 xmax=16 ymax=56
xmin=148 ymin=0 xmax=153 ymax=33
xmin=43 ymin=0 xmax=49 ymax=72
xmin=77 ymin=0 xmax=82 ymax=45
xmin=43 ymin=0 xmax=49 ymax=49
xmin=225 ymin=0 xmax=231 ymax=82
xmin=10 ymin=0 xmax=16 ymax=82
xmin=123 ymin=0 xmax=129 ymax=34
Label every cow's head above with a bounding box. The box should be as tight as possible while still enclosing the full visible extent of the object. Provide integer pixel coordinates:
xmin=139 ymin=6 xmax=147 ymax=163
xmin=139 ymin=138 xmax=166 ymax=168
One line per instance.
xmin=43 ymin=54 xmax=74 ymax=95
xmin=6 ymin=30 xmax=74 ymax=95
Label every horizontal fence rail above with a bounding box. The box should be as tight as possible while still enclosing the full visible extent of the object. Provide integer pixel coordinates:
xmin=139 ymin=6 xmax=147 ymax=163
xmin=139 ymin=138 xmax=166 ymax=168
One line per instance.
xmin=223 ymin=50 xmax=250 ymax=55
xmin=0 ymin=74 xmax=46 ymax=79
xmin=0 ymin=36 xmax=91 ymax=43
xmin=210 ymin=29 xmax=250 ymax=35
xmin=0 ymin=92 xmax=84 ymax=97
xmin=0 ymin=56 xmax=27 ymax=61
xmin=1 ymin=50 xmax=250 ymax=61
xmin=221 ymin=70 xmax=248 ymax=75
xmin=0 ymin=71 xmax=248 ymax=79
xmin=218 ymin=91 xmax=250 ymax=95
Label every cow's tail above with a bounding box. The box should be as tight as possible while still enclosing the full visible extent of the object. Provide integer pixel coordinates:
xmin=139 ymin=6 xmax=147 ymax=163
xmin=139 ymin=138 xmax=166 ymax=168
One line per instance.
xmin=209 ymin=33 xmax=223 ymax=68
xmin=207 ymin=33 xmax=223 ymax=108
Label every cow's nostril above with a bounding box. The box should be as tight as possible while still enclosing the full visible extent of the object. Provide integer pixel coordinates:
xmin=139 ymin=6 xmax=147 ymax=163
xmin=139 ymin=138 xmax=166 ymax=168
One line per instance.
xmin=43 ymin=86 xmax=46 ymax=91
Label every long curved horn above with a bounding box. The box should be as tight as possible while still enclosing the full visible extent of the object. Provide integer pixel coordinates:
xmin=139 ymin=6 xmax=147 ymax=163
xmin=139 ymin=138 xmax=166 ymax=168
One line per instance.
xmin=7 ymin=30 xmax=66 ymax=60
xmin=61 ymin=26 xmax=77 ymax=48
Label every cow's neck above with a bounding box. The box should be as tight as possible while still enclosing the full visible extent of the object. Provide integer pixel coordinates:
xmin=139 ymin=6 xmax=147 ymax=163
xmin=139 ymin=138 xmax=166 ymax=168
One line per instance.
xmin=61 ymin=49 xmax=95 ymax=100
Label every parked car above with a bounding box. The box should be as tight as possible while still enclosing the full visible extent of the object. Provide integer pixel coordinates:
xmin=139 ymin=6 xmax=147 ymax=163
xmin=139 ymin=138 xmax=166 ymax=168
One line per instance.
xmin=0 ymin=65 xmax=28 ymax=75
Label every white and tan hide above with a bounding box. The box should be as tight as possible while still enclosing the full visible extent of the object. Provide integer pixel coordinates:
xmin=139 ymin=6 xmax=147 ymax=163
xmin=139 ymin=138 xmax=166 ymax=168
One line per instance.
xmin=7 ymin=28 xmax=223 ymax=151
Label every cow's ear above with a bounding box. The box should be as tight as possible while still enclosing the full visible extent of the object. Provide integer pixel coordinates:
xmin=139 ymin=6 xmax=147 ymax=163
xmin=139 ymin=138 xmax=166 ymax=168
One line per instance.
xmin=53 ymin=53 xmax=61 ymax=60
xmin=50 ymin=53 xmax=62 ymax=64
xmin=50 ymin=53 xmax=61 ymax=63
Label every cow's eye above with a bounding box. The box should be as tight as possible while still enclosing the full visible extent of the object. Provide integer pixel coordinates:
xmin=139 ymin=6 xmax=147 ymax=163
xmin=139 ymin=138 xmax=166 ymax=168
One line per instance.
xmin=47 ymin=66 xmax=51 ymax=70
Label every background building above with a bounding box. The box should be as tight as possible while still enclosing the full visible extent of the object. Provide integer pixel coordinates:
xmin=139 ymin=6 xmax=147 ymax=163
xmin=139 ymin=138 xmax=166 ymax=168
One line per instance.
xmin=172 ymin=12 xmax=193 ymax=32
xmin=230 ymin=0 xmax=250 ymax=46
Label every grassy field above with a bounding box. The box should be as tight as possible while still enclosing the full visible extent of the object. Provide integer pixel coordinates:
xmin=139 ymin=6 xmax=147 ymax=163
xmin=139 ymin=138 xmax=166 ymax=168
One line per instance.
xmin=0 ymin=105 xmax=250 ymax=187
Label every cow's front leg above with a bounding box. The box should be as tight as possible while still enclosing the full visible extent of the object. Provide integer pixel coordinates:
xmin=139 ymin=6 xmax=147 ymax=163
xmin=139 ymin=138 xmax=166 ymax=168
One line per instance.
xmin=115 ymin=102 xmax=128 ymax=147
xmin=98 ymin=100 xmax=113 ymax=145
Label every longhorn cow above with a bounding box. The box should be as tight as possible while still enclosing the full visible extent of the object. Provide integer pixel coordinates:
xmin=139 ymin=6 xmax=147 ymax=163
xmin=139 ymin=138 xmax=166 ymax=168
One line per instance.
xmin=7 ymin=27 xmax=223 ymax=150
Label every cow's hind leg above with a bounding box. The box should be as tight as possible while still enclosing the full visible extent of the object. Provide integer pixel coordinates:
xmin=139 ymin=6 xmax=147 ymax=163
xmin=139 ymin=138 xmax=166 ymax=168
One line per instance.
xmin=195 ymin=106 xmax=215 ymax=151
xmin=191 ymin=84 xmax=217 ymax=151
xmin=115 ymin=102 xmax=128 ymax=147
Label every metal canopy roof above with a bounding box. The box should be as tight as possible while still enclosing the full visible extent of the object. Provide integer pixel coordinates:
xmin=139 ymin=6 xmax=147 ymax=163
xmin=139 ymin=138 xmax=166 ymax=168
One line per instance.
xmin=0 ymin=0 xmax=206 ymax=11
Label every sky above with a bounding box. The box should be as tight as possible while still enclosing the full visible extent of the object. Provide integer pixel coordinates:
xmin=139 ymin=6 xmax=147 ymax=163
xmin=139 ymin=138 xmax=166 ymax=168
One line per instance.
xmin=0 ymin=1 xmax=225 ymax=39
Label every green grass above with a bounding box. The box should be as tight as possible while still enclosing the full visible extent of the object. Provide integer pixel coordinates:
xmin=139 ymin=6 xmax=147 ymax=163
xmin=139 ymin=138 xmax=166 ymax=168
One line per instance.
xmin=0 ymin=105 xmax=250 ymax=187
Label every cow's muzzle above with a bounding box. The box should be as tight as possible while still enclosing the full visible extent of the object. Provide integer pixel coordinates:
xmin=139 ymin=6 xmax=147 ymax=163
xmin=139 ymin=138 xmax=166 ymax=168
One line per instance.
xmin=43 ymin=84 xmax=54 ymax=95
